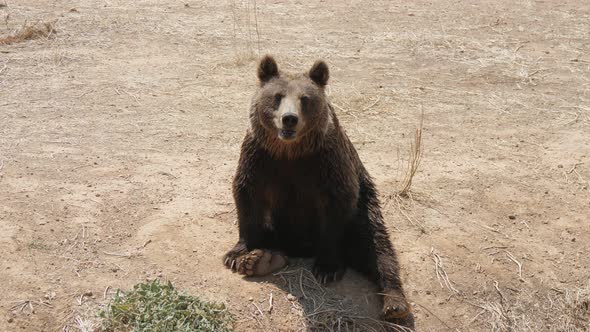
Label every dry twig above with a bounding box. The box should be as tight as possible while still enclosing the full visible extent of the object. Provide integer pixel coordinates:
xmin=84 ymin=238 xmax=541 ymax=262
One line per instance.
xmin=431 ymin=248 xmax=460 ymax=294
xmin=505 ymin=251 xmax=524 ymax=282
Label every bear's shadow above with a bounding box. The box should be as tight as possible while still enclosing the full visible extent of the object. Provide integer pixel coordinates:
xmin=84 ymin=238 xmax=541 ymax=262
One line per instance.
xmin=245 ymin=258 xmax=390 ymax=331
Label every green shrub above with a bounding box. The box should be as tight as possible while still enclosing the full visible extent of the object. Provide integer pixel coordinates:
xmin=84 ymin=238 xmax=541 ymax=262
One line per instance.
xmin=100 ymin=279 xmax=234 ymax=332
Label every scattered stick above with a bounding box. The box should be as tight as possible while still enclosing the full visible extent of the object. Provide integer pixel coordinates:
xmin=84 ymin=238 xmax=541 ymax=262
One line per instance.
xmin=102 ymin=251 xmax=138 ymax=258
xmin=476 ymin=223 xmax=510 ymax=239
xmin=332 ymin=102 xmax=356 ymax=117
xmin=482 ymin=246 xmax=508 ymax=251
xmin=103 ymin=286 xmax=111 ymax=299
xmin=361 ymin=96 xmax=381 ymax=112
xmin=267 ymin=292 xmax=273 ymax=314
xmin=299 ymin=270 xmax=308 ymax=299
xmin=210 ymin=207 xmax=236 ymax=219
xmin=431 ymin=248 xmax=460 ymax=294
xmin=494 ymin=280 xmax=506 ymax=304
xmin=10 ymin=300 xmax=53 ymax=312
xmin=567 ymin=163 xmax=582 ymax=174
xmin=505 ymin=251 xmax=524 ymax=282
xmin=390 ymin=193 xmax=426 ymax=232
xmin=413 ymin=301 xmax=454 ymax=330
xmin=468 ymin=308 xmax=486 ymax=326
xmin=251 ymin=302 xmax=264 ymax=317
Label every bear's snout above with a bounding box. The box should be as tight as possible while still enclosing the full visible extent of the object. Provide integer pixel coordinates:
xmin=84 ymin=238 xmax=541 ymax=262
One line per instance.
xmin=282 ymin=114 xmax=299 ymax=129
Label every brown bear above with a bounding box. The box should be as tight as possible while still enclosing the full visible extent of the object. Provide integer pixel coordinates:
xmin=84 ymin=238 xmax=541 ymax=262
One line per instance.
xmin=223 ymin=55 xmax=415 ymax=329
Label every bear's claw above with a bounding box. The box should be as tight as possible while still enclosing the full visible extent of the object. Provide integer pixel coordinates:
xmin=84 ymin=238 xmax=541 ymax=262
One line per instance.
xmin=381 ymin=290 xmax=415 ymax=330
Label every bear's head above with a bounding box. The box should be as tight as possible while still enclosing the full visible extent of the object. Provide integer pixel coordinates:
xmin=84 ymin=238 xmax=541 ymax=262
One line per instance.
xmin=250 ymin=55 xmax=333 ymax=157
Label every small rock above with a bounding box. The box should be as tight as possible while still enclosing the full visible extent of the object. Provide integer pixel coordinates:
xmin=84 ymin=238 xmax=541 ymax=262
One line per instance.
xmin=248 ymin=297 xmax=254 ymax=301
xmin=7 ymin=317 xmax=13 ymax=323
xmin=508 ymin=215 xmax=516 ymax=220
xmin=44 ymin=292 xmax=56 ymax=300
xmin=286 ymin=294 xmax=296 ymax=301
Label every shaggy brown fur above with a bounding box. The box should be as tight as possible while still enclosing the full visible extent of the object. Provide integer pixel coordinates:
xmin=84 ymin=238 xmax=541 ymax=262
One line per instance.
xmin=223 ymin=55 xmax=415 ymax=329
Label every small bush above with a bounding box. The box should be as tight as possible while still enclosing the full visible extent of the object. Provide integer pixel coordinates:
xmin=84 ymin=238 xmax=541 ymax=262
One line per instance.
xmin=100 ymin=279 xmax=234 ymax=332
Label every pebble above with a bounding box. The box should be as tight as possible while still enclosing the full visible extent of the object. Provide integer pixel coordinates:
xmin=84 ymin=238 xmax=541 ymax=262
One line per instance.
xmin=286 ymin=294 xmax=296 ymax=301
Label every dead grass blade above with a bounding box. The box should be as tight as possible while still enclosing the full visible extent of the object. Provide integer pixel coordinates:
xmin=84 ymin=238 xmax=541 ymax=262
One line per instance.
xmin=398 ymin=110 xmax=424 ymax=197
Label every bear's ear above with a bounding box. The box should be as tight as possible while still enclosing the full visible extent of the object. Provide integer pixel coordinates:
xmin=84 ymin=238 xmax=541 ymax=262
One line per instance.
xmin=257 ymin=55 xmax=279 ymax=84
xmin=309 ymin=60 xmax=329 ymax=87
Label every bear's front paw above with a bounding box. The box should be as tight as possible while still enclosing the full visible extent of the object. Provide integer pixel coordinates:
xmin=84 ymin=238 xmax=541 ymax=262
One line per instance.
xmin=237 ymin=249 xmax=288 ymax=277
xmin=312 ymin=261 xmax=345 ymax=284
xmin=382 ymin=290 xmax=415 ymax=330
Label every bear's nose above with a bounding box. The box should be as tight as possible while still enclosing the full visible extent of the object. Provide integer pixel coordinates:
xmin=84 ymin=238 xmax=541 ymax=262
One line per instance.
xmin=282 ymin=114 xmax=299 ymax=128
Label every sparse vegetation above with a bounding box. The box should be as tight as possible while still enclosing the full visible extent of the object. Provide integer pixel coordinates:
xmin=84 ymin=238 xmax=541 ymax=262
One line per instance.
xmin=2 ymin=1 xmax=589 ymax=331
xmin=99 ymin=279 xmax=234 ymax=332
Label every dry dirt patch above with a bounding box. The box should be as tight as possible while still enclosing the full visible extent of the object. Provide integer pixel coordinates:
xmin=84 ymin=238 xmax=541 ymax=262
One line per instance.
xmin=0 ymin=1 xmax=589 ymax=331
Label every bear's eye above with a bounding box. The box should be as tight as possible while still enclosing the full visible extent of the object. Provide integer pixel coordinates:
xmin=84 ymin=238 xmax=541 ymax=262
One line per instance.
xmin=274 ymin=93 xmax=283 ymax=105
xmin=300 ymin=95 xmax=310 ymax=104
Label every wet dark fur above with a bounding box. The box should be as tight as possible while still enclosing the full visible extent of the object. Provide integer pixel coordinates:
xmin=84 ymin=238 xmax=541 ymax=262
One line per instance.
xmin=224 ymin=56 xmax=415 ymax=329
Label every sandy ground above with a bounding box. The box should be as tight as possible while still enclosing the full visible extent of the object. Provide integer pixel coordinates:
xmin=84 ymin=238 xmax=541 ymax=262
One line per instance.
xmin=1 ymin=0 xmax=589 ymax=331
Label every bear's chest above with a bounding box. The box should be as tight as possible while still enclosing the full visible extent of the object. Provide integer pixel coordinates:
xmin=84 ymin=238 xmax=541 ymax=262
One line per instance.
xmin=261 ymin=157 xmax=324 ymax=201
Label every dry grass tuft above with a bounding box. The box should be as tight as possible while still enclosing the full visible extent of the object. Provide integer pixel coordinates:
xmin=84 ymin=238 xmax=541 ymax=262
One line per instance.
xmin=275 ymin=264 xmax=413 ymax=332
xmin=556 ymin=284 xmax=590 ymax=331
xmin=229 ymin=0 xmax=261 ymax=65
xmin=467 ymin=283 xmax=590 ymax=332
xmin=383 ymin=111 xmax=426 ymax=232
xmin=398 ymin=111 xmax=424 ymax=198
xmin=0 ymin=21 xmax=55 ymax=45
